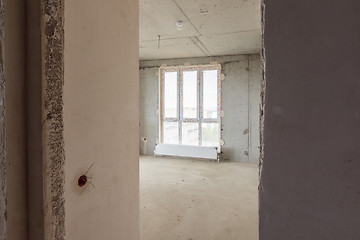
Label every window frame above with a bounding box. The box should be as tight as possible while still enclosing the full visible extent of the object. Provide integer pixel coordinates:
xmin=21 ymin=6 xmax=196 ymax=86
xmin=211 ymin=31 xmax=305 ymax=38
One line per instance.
xmin=159 ymin=64 xmax=222 ymax=150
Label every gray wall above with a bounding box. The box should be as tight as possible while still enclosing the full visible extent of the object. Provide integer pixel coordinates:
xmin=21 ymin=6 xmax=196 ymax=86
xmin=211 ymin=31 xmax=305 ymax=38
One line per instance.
xmin=140 ymin=54 xmax=261 ymax=163
xmin=260 ymin=0 xmax=360 ymax=239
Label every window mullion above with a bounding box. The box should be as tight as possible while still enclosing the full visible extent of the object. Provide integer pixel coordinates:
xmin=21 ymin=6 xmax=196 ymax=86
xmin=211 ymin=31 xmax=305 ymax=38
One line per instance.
xmin=199 ymin=70 xmax=203 ymax=146
xmin=160 ymin=69 xmax=164 ymax=143
xmin=217 ymin=67 xmax=222 ymax=150
xmin=178 ymin=69 xmax=182 ymax=144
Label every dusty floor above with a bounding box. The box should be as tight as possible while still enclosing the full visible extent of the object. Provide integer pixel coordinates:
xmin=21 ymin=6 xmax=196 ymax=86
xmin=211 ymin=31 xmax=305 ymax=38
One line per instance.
xmin=140 ymin=155 xmax=258 ymax=240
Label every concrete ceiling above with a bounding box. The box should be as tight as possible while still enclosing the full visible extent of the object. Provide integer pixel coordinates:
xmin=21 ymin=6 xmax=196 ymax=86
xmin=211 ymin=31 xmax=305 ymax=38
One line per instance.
xmin=139 ymin=0 xmax=261 ymax=60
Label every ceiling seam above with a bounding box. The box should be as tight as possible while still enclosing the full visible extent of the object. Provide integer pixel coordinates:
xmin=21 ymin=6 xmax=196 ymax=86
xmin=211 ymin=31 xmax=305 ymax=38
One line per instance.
xmin=172 ymin=0 xmax=201 ymax=35
xmin=171 ymin=0 xmax=212 ymax=56
xmin=140 ymin=36 xmax=194 ymax=42
xmin=213 ymin=29 xmax=261 ymax=35
xmin=190 ymin=36 xmax=212 ymax=57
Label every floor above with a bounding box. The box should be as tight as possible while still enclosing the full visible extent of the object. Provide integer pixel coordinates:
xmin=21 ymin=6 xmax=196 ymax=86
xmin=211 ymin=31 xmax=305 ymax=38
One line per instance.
xmin=140 ymin=155 xmax=258 ymax=240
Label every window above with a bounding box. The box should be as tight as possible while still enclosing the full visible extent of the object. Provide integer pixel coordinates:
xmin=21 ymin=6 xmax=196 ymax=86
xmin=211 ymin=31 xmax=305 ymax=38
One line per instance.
xmin=159 ymin=65 xmax=221 ymax=149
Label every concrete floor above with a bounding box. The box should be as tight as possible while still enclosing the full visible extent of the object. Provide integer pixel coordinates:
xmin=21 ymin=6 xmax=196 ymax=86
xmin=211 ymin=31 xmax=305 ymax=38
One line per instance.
xmin=140 ymin=155 xmax=259 ymax=240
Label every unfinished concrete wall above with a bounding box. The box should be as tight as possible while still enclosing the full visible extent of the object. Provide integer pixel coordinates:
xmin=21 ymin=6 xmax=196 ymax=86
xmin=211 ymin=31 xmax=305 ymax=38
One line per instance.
xmin=139 ymin=54 xmax=261 ymax=163
xmin=260 ymin=0 xmax=360 ymax=239
xmin=0 ymin=0 xmax=28 ymax=239
xmin=139 ymin=66 xmax=159 ymax=156
xmin=248 ymin=55 xmax=261 ymax=165
xmin=222 ymin=58 xmax=249 ymax=162
xmin=64 ymin=0 xmax=139 ymax=239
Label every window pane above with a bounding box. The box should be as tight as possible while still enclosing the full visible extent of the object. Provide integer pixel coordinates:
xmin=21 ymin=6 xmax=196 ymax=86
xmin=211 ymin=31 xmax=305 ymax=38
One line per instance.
xmin=183 ymin=71 xmax=197 ymax=118
xmin=182 ymin=123 xmax=199 ymax=146
xmin=164 ymin=72 xmax=177 ymax=118
xmin=163 ymin=122 xmax=179 ymax=144
xmin=203 ymin=70 xmax=218 ymax=118
xmin=202 ymin=123 xmax=220 ymax=147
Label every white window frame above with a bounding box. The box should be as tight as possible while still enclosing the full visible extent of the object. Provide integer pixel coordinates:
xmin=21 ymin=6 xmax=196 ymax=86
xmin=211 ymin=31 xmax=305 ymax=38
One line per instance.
xmin=159 ymin=64 xmax=222 ymax=150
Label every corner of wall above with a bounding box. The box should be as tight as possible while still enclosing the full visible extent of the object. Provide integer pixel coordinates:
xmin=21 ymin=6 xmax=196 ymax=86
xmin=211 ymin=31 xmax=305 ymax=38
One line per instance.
xmin=41 ymin=0 xmax=65 ymax=239
xmin=0 ymin=0 xmax=6 ymax=238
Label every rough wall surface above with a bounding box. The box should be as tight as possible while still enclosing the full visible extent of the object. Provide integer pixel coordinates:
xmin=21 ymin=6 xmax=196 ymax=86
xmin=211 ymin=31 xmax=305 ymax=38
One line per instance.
xmin=139 ymin=54 xmax=261 ymax=163
xmin=41 ymin=0 xmax=65 ymax=239
xmin=260 ymin=0 xmax=360 ymax=239
xmin=139 ymin=66 xmax=159 ymax=156
xmin=64 ymin=0 xmax=139 ymax=239
xmin=249 ymin=55 xmax=262 ymax=166
xmin=221 ymin=59 xmax=249 ymax=162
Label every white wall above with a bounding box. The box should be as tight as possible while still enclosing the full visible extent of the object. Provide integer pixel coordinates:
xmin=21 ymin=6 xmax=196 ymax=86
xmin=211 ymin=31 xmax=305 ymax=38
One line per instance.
xmin=139 ymin=54 xmax=261 ymax=163
xmin=64 ymin=0 xmax=139 ymax=239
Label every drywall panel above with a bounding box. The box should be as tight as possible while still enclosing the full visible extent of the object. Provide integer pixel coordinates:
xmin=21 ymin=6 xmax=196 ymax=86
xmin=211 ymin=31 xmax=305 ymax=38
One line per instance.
xmin=2 ymin=0 xmax=28 ymax=239
xmin=260 ymin=0 xmax=360 ymax=239
xmin=64 ymin=0 xmax=139 ymax=239
xmin=139 ymin=54 xmax=261 ymax=163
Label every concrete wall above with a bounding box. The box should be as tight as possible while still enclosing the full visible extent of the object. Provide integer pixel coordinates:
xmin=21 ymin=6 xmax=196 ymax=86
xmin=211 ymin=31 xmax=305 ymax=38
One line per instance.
xmin=139 ymin=54 xmax=261 ymax=163
xmin=64 ymin=0 xmax=139 ymax=239
xmin=1 ymin=0 xmax=28 ymax=239
xmin=260 ymin=0 xmax=360 ymax=239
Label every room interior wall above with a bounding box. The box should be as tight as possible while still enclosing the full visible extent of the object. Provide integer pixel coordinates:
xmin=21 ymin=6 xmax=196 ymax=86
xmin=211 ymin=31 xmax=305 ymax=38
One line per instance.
xmin=26 ymin=0 xmax=44 ymax=238
xmin=1 ymin=0 xmax=28 ymax=239
xmin=0 ymin=1 xmax=5 ymax=235
xmin=64 ymin=0 xmax=139 ymax=239
xmin=139 ymin=54 xmax=261 ymax=163
xmin=260 ymin=0 xmax=360 ymax=239
xmin=249 ymin=55 xmax=262 ymax=163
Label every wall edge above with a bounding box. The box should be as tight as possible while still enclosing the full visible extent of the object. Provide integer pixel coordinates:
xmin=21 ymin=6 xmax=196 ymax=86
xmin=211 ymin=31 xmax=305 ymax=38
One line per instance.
xmin=0 ymin=0 xmax=6 ymax=238
xmin=41 ymin=0 xmax=65 ymax=239
xmin=259 ymin=0 xmax=266 ymax=236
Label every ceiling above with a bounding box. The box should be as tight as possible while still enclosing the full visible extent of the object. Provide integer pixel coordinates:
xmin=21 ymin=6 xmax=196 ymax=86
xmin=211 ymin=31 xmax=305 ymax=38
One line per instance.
xmin=139 ymin=0 xmax=261 ymax=60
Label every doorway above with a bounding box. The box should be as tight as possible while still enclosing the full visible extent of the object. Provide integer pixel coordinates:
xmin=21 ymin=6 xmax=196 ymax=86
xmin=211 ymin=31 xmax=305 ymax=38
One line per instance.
xmin=139 ymin=0 xmax=262 ymax=239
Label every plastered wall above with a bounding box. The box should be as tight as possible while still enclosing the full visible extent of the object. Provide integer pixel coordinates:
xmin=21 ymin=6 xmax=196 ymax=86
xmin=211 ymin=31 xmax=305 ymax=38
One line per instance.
xmin=26 ymin=0 xmax=44 ymax=238
xmin=1 ymin=0 xmax=28 ymax=239
xmin=139 ymin=54 xmax=261 ymax=163
xmin=64 ymin=0 xmax=139 ymax=239
xmin=260 ymin=0 xmax=360 ymax=239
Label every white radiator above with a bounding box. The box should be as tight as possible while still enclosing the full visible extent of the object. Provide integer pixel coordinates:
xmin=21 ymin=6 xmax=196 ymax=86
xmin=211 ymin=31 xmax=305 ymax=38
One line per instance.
xmin=154 ymin=143 xmax=219 ymax=161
